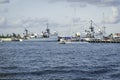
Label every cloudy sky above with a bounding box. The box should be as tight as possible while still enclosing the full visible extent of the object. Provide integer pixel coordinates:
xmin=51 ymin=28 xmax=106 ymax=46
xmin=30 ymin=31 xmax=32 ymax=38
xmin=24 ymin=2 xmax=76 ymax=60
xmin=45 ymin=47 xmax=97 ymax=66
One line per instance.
xmin=0 ymin=0 xmax=120 ymax=36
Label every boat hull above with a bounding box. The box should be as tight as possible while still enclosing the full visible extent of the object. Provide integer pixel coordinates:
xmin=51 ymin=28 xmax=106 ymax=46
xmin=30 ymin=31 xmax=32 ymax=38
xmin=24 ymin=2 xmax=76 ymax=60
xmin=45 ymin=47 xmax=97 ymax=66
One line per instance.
xmin=24 ymin=37 xmax=58 ymax=42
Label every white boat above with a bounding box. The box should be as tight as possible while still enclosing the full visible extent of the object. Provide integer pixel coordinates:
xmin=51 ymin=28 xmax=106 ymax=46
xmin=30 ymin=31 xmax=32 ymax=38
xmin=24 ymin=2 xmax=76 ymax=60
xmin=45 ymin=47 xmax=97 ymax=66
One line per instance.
xmin=24 ymin=25 xmax=58 ymax=42
xmin=59 ymin=39 xmax=66 ymax=44
xmin=12 ymin=38 xmax=23 ymax=42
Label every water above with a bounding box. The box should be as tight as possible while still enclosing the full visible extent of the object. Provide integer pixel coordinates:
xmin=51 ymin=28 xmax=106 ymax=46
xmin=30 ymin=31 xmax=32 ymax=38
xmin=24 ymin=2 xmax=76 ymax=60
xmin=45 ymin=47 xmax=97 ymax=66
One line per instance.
xmin=0 ymin=42 xmax=120 ymax=80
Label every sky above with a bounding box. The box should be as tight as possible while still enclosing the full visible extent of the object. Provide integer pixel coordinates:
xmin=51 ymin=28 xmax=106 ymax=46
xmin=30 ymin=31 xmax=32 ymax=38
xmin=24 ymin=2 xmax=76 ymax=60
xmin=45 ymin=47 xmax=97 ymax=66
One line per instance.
xmin=0 ymin=0 xmax=120 ymax=36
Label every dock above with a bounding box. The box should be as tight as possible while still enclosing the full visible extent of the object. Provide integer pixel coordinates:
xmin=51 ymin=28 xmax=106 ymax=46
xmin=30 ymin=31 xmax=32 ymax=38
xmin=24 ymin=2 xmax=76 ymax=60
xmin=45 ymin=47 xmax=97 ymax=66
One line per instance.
xmin=88 ymin=39 xmax=120 ymax=43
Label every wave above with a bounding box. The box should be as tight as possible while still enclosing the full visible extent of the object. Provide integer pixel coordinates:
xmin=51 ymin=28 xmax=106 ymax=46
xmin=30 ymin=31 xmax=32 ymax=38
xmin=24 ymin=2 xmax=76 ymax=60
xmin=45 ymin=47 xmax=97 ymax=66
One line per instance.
xmin=0 ymin=66 xmax=18 ymax=69
xmin=109 ymin=72 xmax=120 ymax=78
xmin=0 ymin=67 xmax=112 ymax=76
xmin=0 ymin=65 xmax=119 ymax=80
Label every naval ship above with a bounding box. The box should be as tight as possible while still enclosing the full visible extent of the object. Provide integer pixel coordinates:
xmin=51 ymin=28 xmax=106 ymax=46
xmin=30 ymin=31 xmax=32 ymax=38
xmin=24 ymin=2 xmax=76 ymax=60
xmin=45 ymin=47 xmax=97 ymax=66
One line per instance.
xmin=24 ymin=25 xmax=58 ymax=42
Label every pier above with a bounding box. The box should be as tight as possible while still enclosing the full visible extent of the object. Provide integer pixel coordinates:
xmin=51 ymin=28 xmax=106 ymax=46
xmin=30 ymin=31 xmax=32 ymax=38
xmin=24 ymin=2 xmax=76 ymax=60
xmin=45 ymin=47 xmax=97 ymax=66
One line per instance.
xmin=88 ymin=40 xmax=120 ymax=43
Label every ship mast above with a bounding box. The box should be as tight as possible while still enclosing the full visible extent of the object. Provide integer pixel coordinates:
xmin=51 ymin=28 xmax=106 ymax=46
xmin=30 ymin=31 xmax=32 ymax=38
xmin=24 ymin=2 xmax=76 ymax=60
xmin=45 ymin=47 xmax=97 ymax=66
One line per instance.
xmin=25 ymin=29 xmax=28 ymax=36
xmin=24 ymin=28 xmax=29 ymax=39
xmin=46 ymin=23 xmax=50 ymax=34
xmin=89 ymin=20 xmax=94 ymax=38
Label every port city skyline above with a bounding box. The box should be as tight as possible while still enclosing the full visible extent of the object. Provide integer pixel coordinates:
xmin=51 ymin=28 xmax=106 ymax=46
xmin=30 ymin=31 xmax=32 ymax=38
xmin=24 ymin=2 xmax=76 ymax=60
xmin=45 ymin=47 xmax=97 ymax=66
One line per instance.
xmin=0 ymin=0 xmax=120 ymax=36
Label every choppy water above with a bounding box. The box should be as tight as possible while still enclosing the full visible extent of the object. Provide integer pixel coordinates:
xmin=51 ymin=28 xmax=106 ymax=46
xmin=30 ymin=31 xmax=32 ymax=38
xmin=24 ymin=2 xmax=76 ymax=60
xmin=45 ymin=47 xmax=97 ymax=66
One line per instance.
xmin=0 ymin=42 xmax=120 ymax=80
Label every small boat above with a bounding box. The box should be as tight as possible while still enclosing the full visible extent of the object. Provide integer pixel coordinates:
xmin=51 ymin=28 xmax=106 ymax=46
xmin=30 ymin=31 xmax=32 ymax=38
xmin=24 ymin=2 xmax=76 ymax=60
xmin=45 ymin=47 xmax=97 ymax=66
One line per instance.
xmin=19 ymin=39 xmax=23 ymax=42
xmin=12 ymin=38 xmax=23 ymax=42
xmin=59 ymin=39 xmax=66 ymax=44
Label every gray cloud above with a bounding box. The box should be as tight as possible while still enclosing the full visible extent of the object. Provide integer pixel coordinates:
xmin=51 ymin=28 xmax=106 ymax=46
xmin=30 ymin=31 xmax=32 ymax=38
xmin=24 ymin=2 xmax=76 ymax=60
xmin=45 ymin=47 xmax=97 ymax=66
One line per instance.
xmin=48 ymin=0 xmax=65 ymax=3
xmin=67 ymin=0 xmax=120 ymax=7
xmin=0 ymin=0 xmax=10 ymax=4
xmin=70 ymin=3 xmax=86 ymax=8
xmin=50 ymin=0 xmax=120 ymax=24
xmin=10 ymin=18 xmax=49 ymax=28
xmin=49 ymin=0 xmax=120 ymax=7
xmin=105 ymin=7 xmax=120 ymax=24
xmin=0 ymin=16 xmax=7 ymax=26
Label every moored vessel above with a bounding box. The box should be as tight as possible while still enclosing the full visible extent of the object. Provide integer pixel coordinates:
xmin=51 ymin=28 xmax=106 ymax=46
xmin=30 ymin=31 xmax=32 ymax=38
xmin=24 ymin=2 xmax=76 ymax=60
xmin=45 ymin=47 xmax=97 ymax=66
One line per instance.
xmin=24 ymin=24 xmax=58 ymax=42
xmin=59 ymin=38 xmax=66 ymax=44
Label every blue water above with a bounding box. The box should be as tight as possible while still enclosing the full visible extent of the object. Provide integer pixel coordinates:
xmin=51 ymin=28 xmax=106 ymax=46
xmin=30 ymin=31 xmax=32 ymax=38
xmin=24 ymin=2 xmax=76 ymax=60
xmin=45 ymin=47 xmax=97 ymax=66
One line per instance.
xmin=0 ymin=42 xmax=120 ymax=80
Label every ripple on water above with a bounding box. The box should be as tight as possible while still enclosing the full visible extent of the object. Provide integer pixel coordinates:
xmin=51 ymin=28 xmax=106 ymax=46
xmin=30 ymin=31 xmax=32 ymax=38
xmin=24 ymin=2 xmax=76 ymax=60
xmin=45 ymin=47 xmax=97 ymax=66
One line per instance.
xmin=0 ymin=42 xmax=120 ymax=80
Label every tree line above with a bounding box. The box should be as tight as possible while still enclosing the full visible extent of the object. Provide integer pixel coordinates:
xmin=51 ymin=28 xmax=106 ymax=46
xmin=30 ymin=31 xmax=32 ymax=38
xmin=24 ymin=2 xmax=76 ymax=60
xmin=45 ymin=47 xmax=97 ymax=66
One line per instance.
xmin=0 ymin=33 xmax=22 ymax=38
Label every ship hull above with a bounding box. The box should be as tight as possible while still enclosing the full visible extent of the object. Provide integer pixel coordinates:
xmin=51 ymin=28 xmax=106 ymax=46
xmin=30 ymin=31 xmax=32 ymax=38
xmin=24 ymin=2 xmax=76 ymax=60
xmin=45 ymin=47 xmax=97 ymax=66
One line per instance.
xmin=24 ymin=37 xmax=58 ymax=42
